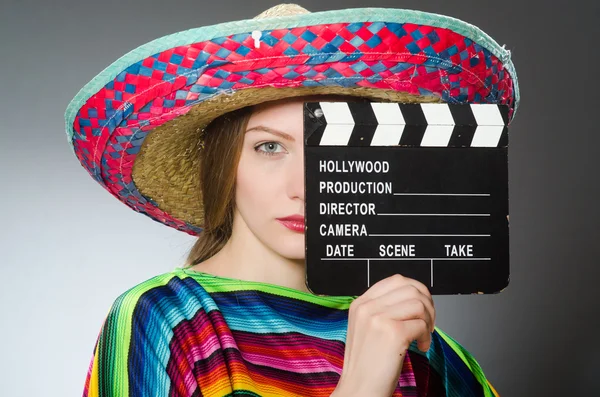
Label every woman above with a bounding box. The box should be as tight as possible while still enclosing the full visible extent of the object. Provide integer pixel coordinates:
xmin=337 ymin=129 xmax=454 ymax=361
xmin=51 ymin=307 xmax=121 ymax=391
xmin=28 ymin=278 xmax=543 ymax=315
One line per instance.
xmin=67 ymin=4 xmax=516 ymax=396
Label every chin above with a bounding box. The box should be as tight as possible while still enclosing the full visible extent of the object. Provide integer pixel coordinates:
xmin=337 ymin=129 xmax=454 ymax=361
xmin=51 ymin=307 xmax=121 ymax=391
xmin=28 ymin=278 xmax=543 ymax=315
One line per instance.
xmin=283 ymin=252 xmax=306 ymax=260
xmin=274 ymin=243 xmax=306 ymax=260
xmin=268 ymin=226 xmax=305 ymax=259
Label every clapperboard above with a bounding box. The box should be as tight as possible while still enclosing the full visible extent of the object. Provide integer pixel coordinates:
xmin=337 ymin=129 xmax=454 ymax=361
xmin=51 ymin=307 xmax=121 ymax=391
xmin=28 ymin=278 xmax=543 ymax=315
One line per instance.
xmin=303 ymin=100 xmax=510 ymax=296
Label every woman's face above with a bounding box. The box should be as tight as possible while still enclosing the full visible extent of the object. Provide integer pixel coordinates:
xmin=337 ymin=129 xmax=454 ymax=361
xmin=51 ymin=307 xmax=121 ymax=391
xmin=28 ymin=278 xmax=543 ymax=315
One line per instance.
xmin=234 ymin=97 xmax=309 ymax=259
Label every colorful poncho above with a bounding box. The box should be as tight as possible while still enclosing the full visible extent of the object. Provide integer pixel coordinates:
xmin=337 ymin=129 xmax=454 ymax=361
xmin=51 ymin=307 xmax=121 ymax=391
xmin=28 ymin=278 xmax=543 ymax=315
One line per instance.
xmin=82 ymin=267 xmax=499 ymax=396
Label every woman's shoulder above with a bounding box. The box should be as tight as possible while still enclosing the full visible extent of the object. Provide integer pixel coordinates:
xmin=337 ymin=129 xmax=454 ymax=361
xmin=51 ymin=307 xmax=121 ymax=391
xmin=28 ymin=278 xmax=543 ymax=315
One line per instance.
xmin=101 ymin=267 xmax=204 ymax=324
xmin=108 ymin=268 xmax=183 ymax=302
xmin=83 ymin=268 xmax=212 ymax=396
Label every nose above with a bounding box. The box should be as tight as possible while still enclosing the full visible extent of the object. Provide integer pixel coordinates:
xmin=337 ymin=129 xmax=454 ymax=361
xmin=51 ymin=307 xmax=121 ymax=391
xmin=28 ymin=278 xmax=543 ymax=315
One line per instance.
xmin=288 ymin=146 xmax=305 ymax=203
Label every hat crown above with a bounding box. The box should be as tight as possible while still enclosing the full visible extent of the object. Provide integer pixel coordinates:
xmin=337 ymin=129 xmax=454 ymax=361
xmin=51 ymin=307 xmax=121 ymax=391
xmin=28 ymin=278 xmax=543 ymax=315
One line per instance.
xmin=253 ymin=3 xmax=310 ymax=19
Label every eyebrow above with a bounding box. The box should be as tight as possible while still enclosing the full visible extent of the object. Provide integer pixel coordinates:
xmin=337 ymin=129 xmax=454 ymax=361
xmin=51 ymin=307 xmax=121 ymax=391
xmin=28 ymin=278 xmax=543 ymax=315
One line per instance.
xmin=245 ymin=125 xmax=296 ymax=142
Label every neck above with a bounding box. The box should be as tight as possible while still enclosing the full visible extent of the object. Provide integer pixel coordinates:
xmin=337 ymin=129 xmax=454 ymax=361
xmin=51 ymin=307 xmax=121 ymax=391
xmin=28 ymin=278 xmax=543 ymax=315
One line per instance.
xmin=192 ymin=216 xmax=311 ymax=294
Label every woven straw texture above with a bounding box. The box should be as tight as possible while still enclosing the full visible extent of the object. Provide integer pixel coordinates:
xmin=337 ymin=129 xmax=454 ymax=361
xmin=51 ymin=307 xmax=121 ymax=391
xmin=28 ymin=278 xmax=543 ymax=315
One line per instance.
xmin=65 ymin=3 xmax=518 ymax=235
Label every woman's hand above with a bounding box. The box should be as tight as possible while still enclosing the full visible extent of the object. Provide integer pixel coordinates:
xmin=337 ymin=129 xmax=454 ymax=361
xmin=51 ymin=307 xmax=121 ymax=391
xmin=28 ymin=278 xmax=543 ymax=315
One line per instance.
xmin=332 ymin=274 xmax=436 ymax=397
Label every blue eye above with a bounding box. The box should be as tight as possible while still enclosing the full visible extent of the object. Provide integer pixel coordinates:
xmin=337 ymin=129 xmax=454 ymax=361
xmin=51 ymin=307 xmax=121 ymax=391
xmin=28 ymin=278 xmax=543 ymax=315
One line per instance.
xmin=254 ymin=141 xmax=285 ymax=156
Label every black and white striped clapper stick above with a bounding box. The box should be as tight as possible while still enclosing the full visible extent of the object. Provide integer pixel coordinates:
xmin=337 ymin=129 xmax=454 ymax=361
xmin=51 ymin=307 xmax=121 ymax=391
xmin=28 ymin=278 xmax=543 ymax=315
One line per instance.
xmin=304 ymin=101 xmax=509 ymax=148
xmin=303 ymin=100 xmax=511 ymax=297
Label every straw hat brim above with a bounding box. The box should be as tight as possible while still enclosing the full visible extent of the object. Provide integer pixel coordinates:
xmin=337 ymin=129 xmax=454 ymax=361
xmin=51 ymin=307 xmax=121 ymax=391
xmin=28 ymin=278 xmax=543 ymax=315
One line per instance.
xmin=65 ymin=4 xmax=518 ymax=235
xmin=134 ymin=86 xmax=443 ymax=231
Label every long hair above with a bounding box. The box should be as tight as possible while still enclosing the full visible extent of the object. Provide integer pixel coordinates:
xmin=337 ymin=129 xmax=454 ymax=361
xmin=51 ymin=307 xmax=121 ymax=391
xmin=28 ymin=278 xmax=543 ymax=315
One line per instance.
xmin=183 ymin=105 xmax=254 ymax=267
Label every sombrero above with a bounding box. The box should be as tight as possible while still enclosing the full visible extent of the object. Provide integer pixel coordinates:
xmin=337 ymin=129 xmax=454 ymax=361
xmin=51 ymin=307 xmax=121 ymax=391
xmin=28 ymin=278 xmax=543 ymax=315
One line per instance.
xmin=64 ymin=3 xmax=519 ymax=236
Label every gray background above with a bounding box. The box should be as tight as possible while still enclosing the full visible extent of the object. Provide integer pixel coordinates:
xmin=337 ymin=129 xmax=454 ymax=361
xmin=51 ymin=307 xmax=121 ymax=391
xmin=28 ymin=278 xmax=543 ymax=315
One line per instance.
xmin=1 ymin=0 xmax=597 ymax=396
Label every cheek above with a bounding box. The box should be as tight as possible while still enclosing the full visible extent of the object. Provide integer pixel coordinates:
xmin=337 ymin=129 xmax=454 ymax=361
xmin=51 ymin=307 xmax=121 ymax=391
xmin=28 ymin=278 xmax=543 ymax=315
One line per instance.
xmin=236 ymin=157 xmax=279 ymax=211
xmin=237 ymin=171 xmax=265 ymax=203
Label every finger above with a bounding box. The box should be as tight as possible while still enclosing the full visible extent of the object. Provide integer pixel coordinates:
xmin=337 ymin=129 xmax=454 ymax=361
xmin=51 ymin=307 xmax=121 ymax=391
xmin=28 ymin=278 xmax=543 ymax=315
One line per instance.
xmin=376 ymin=297 xmax=434 ymax=338
xmin=375 ymin=286 xmax=436 ymax=333
xmin=417 ymin=333 xmax=432 ymax=353
xmin=362 ymin=274 xmax=432 ymax=304
xmin=403 ymin=319 xmax=431 ymax=352
xmin=390 ymin=318 xmax=430 ymax=351
xmin=360 ymin=275 xmax=435 ymax=328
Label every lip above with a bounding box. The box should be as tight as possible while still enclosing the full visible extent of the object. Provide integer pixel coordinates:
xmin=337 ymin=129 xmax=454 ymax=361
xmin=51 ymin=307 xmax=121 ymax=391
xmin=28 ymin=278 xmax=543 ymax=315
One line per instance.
xmin=276 ymin=215 xmax=305 ymax=233
xmin=277 ymin=215 xmax=304 ymax=222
